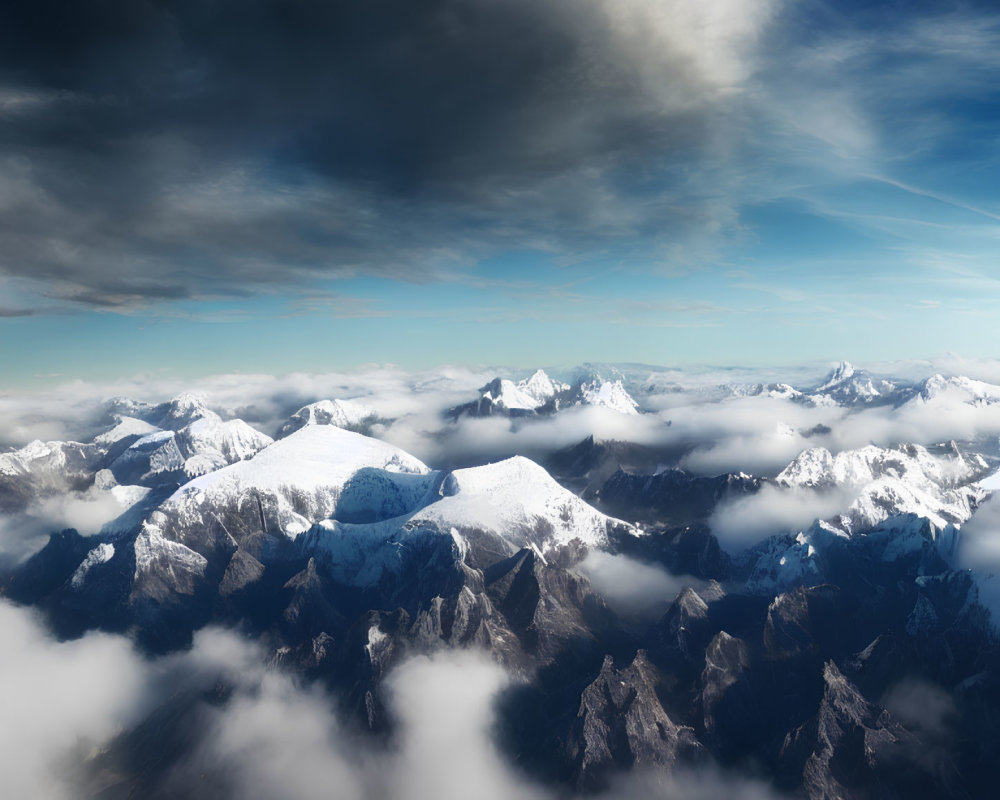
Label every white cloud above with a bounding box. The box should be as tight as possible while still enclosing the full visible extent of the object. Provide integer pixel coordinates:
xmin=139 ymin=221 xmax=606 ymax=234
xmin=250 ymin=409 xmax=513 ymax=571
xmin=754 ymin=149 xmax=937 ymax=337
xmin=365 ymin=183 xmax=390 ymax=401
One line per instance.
xmin=578 ymin=551 xmax=701 ymax=619
xmin=709 ymin=483 xmax=855 ymax=552
xmin=0 ymin=599 xmax=795 ymax=800
xmin=0 ymin=601 xmax=149 ymax=800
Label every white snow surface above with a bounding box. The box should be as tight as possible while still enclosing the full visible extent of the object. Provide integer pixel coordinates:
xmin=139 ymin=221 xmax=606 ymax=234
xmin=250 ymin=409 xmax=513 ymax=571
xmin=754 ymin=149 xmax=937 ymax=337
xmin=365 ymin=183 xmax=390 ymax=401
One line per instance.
xmin=279 ymin=398 xmax=378 ymax=437
xmin=777 ymin=444 xmax=986 ymax=493
xmin=816 ymin=361 xmax=857 ymax=391
xmin=805 ymin=361 xmax=901 ymax=407
xmin=414 ymin=456 xmax=628 ymax=551
xmin=179 ymin=415 xmax=273 ymax=477
xmin=518 ymin=369 xmax=570 ymax=404
xmin=133 ymin=427 xmax=634 ymax=590
xmin=744 ymin=443 xmax=989 ymax=594
xmin=483 ymin=370 xmax=569 ymax=411
xmin=776 ymin=444 xmax=987 ymax=535
xmin=153 ymin=425 xmax=435 ymax=538
xmin=70 ymin=543 xmax=115 ymax=589
xmin=0 ymin=439 xmax=93 ymax=479
xmin=93 ymin=416 xmax=159 ymax=447
xmin=156 ymin=391 xmax=214 ymax=429
xmin=106 ymin=411 xmax=271 ymax=482
xmin=915 ymin=374 xmax=1000 ymax=406
xmin=303 ymin=455 xmax=634 ymax=588
xmin=579 ymin=379 xmax=639 ymax=414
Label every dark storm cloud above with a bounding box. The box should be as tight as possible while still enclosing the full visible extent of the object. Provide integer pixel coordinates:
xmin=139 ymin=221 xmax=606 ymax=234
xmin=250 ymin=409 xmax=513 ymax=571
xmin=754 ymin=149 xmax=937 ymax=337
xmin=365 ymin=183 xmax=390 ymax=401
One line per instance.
xmin=0 ymin=0 xmax=774 ymax=308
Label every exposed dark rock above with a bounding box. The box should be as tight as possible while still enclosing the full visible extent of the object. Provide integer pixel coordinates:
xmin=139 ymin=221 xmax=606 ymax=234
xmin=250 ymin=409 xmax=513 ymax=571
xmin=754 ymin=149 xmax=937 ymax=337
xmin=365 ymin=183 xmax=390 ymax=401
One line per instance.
xmin=569 ymin=650 xmax=703 ymax=790
xmin=780 ymin=661 xmax=944 ymax=800
xmin=595 ymin=467 xmax=761 ymax=527
xmin=700 ymin=631 xmax=757 ymax=756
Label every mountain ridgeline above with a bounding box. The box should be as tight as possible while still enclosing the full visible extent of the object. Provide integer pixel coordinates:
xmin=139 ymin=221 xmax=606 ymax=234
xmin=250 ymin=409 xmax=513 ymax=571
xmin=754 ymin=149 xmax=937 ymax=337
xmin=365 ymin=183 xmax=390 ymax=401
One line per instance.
xmin=3 ymin=363 xmax=1000 ymax=799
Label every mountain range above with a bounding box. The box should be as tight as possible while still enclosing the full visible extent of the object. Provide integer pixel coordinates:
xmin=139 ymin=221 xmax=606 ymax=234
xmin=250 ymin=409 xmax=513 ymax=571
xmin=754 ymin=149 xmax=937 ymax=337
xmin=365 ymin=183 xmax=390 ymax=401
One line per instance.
xmin=3 ymin=363 xmax=1000 ymax=798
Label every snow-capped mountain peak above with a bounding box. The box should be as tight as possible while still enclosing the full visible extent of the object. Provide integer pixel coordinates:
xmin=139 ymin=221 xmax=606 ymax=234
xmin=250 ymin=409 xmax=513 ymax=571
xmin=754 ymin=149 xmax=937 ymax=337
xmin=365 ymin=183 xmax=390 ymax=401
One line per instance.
xmin=278 ymin=398 xmax=378 ymax=438
xmin=519 ymin=369 xmax=570 ymax=404
xmin=156 ymin=391 xmax=214 ymax=429
xmin=916 ymin=374 xmax=1000 ymax=406
xmin=481 ymin=378 xmax=544 ymax=411
xmin=817 ymin=361 xmax=856 ymax=391
xmin=478 ymin=369 xmax=570 ymax=412
xmin=580 ymin=379 xmax=639 ymax=415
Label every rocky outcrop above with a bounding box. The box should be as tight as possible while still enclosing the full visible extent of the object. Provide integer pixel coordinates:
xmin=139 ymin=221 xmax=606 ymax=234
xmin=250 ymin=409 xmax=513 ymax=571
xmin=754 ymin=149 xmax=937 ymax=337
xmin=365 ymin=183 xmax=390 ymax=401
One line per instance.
xmin=781 ymin=661 xmax=934 ymax=800
xmin=569 ymin=650 xmax=702 ymax=789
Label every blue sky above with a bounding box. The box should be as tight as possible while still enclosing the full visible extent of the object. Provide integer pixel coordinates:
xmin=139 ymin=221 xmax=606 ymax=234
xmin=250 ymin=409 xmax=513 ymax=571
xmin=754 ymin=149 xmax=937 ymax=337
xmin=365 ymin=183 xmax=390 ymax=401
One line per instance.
xmin=1 ymin=0 xmax=999 ymax=386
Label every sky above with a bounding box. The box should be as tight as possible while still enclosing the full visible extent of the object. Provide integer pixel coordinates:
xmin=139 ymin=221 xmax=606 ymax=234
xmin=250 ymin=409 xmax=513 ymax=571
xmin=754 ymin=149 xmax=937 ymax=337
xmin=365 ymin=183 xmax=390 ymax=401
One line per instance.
xmin=1 ymin=0 xmax=1000 ymax=385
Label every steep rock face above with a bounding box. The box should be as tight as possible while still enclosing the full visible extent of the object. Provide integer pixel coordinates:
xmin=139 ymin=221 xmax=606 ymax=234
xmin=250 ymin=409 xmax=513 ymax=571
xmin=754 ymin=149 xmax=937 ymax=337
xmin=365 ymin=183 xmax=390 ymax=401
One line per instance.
xmin=279 ymin=557 xmax=346 ymax=640
xmin=905 ymin=571 xmax=995 ymax=678
xmin=597 ymin=467 xmax=760 ymax=526
xmin=407 ymin=586 xmax=516 ymax=661
xmin=763 ymin=585 xmax=851 ymax=662
xmin=50 ymin=422 xmax=640 ymax=647
xmin=781 ymin=661 xmax=933 ymax=800
xmin=546 ymin=435 xmax=663 ymax=495
xmin=569 ymin=651 xmax=702 ymax=789
xmin=655 ymin=583 xmax=723 ymax=662
xmin=485 ymin=548 xmax=613 ymax=664
xmin=700 ymin=631 xmax=756 ymax=754
xmin=4 ymin=528 xmax=94 ymax=603
xmin=613 ymin=523 xmax=730 ymax=582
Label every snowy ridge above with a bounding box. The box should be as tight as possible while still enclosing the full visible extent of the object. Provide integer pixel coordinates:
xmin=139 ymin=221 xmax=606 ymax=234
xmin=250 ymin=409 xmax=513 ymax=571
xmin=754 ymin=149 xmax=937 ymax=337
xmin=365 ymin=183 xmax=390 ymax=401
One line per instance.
xmin=0 ymin=439 xmax=97 ymax=495
xmin=93 ymin=416 xmax=159 ymax=447
xmin=301 ymin=454 xmax=636 ymax=588
xmin=816 ymin=361 xmax=856 ymax=391
xmin=744 ymin=443 xmax=990 ymax=593
xmin=147 ymin=425 xmax=435 ymax=543
xmin=70 ymin=543 xmax=115 ymax=588
xmin=914 ymin=374 xmax=1000 ymax=406
xmin=415 ymin=455 xmax=632 ymax=551
xmin=777 ymin=443 xmax=987 ymax=534
xmin=104 ymin=402 xmax=272 ymax=483
xmin=178 ymin=415 xmax=273 ymax=477
xmin=278 ymin=398 xmax=378 ymax=438
xmin=519 ymin=369 xmax=570 ymax=405
xmin=777 ymin=444 xmax=987 ymax=491
xmin=805 ymin=361 xmax=901 ymax=407
xmin=579 ymin=379 xmax=639 ymax=414
xmin=482 ymin=369 xmax=570 ymax=411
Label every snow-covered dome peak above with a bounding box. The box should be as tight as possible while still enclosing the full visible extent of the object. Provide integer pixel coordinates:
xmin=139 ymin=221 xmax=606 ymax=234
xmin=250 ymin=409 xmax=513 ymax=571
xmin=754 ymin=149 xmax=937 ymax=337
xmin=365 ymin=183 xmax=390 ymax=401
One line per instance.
xmin=157 ymin=391 xmax=216 ymax=428
xmin=421 ymin=455 xmax=633 ymax=552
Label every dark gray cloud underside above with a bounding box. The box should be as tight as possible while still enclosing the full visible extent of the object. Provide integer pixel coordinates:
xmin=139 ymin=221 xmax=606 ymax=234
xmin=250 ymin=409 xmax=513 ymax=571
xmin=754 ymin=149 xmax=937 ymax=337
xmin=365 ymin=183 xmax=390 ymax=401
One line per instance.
xmin=0 ymin=0 xmax=752 ymax=307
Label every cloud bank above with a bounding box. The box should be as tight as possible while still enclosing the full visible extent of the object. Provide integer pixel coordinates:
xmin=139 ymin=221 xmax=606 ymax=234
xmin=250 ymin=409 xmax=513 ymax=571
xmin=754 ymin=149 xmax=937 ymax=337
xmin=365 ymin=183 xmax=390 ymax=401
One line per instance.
xmin=0 ymin=605 xmax=787 ymax=800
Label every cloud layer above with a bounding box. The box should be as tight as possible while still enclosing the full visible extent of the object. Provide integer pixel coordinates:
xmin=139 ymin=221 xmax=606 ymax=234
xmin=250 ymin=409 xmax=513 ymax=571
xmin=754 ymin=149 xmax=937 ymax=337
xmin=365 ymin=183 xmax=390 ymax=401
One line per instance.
xmin=0 ymin=601 xmax=788 ymax=800
xmin=0 ymin=0 xmax=776 ymax=310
